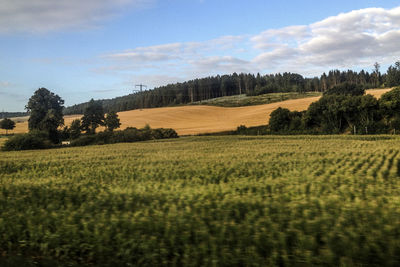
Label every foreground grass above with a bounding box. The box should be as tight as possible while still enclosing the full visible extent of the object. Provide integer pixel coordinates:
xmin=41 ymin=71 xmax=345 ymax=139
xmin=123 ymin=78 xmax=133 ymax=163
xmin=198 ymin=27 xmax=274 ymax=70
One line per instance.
xmin=1 ymin=135 xmax=400 ymax=266
xmin=190 ymin=92 xmax=322 ymax=107
xmin=0 ymin=136 xmax=8 ymax=147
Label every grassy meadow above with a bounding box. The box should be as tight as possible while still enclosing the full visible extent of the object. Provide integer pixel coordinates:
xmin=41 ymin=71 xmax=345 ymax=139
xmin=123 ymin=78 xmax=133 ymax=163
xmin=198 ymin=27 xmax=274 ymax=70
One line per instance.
xmin=1 ymin=135 xmax=400 ymax=266
xmin=190 ymin=92 xmax=322 ymax=107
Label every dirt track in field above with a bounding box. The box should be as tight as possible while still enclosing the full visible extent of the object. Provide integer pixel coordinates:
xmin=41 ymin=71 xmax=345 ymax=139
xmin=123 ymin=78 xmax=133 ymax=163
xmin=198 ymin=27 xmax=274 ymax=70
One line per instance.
xmin=8 ymin=88 xmax=392 ymax=136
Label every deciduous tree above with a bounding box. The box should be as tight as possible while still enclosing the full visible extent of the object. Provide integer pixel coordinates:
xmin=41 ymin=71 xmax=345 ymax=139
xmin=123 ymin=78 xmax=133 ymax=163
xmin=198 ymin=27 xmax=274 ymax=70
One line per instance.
xmin=26 ymin=88 xmax=64 ymax=143
xmin=104 ymin=111 xmax=121 ymax=132
xmin=0 ymin=118 xmax=16 ymax=135
xmin=269 ymin=107 xmax=291 ymax=132
xmin=81 ymin=99 xmax=105 ymax=134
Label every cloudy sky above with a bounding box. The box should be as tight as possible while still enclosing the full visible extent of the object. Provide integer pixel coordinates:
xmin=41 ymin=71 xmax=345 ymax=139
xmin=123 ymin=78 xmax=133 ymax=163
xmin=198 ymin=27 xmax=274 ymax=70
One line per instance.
xmin=1 ymin=0 xmax=400 ymax=111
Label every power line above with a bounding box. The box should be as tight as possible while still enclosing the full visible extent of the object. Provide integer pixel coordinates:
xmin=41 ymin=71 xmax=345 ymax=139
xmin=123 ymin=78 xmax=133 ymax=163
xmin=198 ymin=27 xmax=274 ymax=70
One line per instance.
xmin=135 ymin=84 xmax=147 ymax=92
xmin=131 ymin=84 xmax=148 ymax=110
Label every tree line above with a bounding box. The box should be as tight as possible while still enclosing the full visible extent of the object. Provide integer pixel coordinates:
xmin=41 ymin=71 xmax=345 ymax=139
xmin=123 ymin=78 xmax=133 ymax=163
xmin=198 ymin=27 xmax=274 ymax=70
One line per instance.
xmin=0 ymin=112 xmax=28 ymax=119
xmin=64 ymin=61 xmax=400 ymax=115
xmin=265 ymin=84 xmax=400 ymax=135
xmin=2 ymin=88 xmax=178 ymax=151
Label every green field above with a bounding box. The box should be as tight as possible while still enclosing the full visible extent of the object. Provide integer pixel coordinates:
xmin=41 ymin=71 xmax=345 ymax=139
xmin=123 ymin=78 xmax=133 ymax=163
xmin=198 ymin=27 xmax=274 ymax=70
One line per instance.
xmin=190 ymin=92 xmax=321 ymax=107
xmin=0 ymin=136 xmax=8 ymax=147
xmin=1 ymin=136 xmax=400 ymax=266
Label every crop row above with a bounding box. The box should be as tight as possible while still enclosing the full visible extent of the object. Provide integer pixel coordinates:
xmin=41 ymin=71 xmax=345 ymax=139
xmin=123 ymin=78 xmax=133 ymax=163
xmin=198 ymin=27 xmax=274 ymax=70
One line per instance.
xmin=1 ymin=136 xmax=400 ymax=266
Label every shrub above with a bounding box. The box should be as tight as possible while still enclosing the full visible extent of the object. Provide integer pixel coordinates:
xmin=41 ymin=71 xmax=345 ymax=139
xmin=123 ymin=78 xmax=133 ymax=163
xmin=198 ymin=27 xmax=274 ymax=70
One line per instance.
xmin=324 ymin=83 xmax=365 ymax=96
xmin=112 ymin=128 xmax=141 ymax=143
xmin=2 ymin=131 xmax=52 ymax=151
xmin=95 ymin=131 xmax=114 ymax=143
xmin=233 ymin=125 xmax=269 ymax=135
xmin=70 ymin=127 xmax=179 ymax=147
xmin=236 ymin=125 xmax=247 ymax=134
xmin=152 ymin=128 xmax=178 ymax=139
xmin=70 ymin=135 xmax=98 ymax=147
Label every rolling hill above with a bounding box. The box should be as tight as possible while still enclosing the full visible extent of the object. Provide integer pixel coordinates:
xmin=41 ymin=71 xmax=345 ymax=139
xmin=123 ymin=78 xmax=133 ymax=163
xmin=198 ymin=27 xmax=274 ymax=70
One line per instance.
xmin=8 ymin=88 xmax=391 ymax=136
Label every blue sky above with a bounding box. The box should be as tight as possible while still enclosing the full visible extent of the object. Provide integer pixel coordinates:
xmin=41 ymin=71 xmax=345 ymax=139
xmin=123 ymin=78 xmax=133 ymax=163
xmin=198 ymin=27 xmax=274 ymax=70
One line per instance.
xmin=1 ymin=0 xmax=400 ymax=111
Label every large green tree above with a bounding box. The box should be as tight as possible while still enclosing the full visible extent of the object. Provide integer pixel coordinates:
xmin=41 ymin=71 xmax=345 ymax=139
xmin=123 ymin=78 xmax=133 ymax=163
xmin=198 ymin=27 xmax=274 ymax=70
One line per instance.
xmin=81 ymin=99 xmax=105 ymax=134
xmin=26 ymin=88 xmax=64 ymax=142
xmin=380 ymin=87 xmax=400 ymax=115
xmin=305 ymin=95 xmax=352 ymax=133
xmin=269 ymin=107 xmax=291 ymax=132
xmin=379 ymin=87 xmax=400 ymax=133
xmin=385 ymin=62 xmax=400 ymax=87
xmin=356 ymin=95 xmax=381 ymax=134
xmin=304 ymin=94 xmax=381 ymax=134
xmin=0 ymin=118 xmax=16 ymax=135
xmin=269 ymin=108 xmax=303 ymax=133
xmin=104 ymin=111 xmax=121 ymax=132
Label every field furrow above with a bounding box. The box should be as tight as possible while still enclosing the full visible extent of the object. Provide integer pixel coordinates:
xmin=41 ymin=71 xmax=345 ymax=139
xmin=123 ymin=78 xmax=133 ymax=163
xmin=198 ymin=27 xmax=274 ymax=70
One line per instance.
xmin=1 ymin=135 xmax=400 ymax=266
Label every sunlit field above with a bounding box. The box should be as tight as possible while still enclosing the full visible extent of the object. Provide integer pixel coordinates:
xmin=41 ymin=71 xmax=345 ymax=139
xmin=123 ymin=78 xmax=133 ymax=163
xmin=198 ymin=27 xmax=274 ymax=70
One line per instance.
xmin=1 ymin=135 xmax=400 ymax=266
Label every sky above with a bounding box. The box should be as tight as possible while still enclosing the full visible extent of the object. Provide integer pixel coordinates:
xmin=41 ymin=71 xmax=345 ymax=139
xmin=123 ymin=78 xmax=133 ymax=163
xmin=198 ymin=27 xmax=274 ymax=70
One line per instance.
xmin=1 ymin=0 xmax=400 ymax=111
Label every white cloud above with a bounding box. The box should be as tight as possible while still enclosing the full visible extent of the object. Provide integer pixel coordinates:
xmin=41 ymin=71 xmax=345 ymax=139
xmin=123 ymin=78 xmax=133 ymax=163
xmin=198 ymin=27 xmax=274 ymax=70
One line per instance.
xmin=252 ymin=6 xmax=400 ymax=74
xmin=105 ymin=43 xmax=183 ymax=62
xmin=253 ymin=47 xmax=298 ymax=64
xmin=100 ymin=6 xmax=400 ymax=87
xmin=187 ymin=56 xmax=251 ymax=76
xmin=103 ymin=36 xmax=247 ymax=62
xmin=251 ymin=25 xmax=309 ymax=50
xmin=101 ymin=36 xmax=250 ymax=80
xmin=0 ymin=0 xmax=155 ymax=33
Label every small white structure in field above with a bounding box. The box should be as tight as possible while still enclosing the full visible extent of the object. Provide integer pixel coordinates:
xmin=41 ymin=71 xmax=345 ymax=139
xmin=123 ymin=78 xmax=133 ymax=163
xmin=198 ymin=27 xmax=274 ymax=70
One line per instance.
xmin=62 ymin=141 xmax=71 ymax=146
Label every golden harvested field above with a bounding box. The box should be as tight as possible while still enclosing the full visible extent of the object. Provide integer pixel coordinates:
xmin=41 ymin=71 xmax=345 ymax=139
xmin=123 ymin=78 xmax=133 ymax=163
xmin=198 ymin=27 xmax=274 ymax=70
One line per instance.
xmin=8 ymin=88 xmax=392 ymax=135
xmin=10 ymin=115 xmax=81 ymax=135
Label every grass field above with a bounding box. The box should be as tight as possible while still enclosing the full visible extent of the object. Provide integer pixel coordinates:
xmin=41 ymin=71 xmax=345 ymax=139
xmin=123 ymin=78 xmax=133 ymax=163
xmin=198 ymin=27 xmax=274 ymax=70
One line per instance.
xmin=0 ymin=136 xmax=7 ymax=147
xmin=190 ymin=92 xmax=322 ymax=107
xmin=1 ymin=135 xmax=400 ymax=266
xmin=8 ymin=88 xmax=392 ymax=136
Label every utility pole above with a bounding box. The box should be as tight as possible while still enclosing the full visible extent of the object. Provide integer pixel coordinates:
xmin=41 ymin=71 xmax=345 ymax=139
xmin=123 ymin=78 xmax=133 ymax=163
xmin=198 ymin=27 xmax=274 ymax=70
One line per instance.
xmin=135 ymin=84 xmax=147 ymax=92
xmin=131 ymin=84 xmax=147 ymax=110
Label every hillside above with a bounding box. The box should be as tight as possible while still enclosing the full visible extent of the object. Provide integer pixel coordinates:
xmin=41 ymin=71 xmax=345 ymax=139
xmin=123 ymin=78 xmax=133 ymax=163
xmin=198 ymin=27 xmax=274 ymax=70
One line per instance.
xmin=63 ymin=68 xmax=393 ymax=115
xmin=190 ymin=91 xmax=321 ymax=107
xmin=8 ymin=88 xmax=391 ymax=136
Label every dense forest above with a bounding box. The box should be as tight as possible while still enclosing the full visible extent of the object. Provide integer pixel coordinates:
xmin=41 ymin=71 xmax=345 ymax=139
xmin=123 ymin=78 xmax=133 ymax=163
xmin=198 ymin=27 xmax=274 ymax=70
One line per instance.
xmin=64 ymin=62 xmax=400 ymax=115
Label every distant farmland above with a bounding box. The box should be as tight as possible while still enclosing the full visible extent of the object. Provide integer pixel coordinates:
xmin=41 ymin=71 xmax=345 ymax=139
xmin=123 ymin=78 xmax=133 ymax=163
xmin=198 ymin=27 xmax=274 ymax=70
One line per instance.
xmin=8 ymin=88 xmax=391 ymax=135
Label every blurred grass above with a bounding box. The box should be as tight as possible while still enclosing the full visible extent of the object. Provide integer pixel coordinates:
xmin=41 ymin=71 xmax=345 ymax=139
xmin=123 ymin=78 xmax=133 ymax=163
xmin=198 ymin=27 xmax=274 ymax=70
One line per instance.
xmin=1 ymin=135 xmax=400 ymax=266
xmin=0 ymin=136 xmax=8 ymax=147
